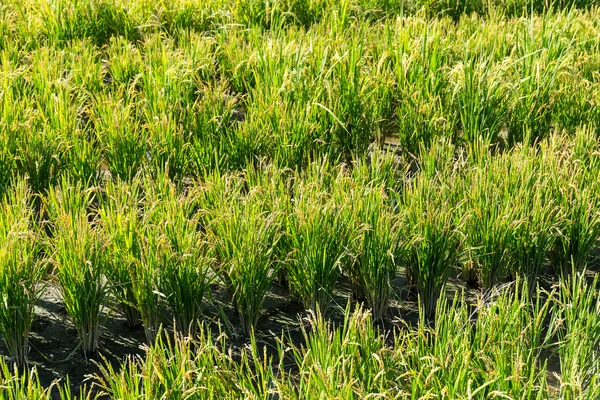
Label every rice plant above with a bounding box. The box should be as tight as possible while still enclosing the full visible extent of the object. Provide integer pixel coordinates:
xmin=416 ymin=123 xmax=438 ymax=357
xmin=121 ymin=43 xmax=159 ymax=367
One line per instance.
xmin=391 ymin=22 xmax=454 ymax=156
xmin=0 ymin=181 xmax=44 ymax=367
xmin=208 ymin=189 xmax=283 ymax=335
xmin=98 ymin=179 xmax=143 ymax=327
xmin=453 ymin=51 xmax=507 ymax=146
xmin=0 ymin=359 xmax=54 ymax=400
xmin=547 ymin=132 xmax=600 ymax=276
xmin=145 ymin=174 xmax=213 ymax=338
xmin=46 ymin=180 xmax=107 ymax=355
xmin=244 ymin=164 xmax=294 ymax=286
xmin=285 ymin=179 xmax=351 ymax=312
xmin=470 ymin=280 xmax=553 ymax=397
xmin=400 ymin=172 xmax=465 ymax=318
xmin=396 ymin=279 xmax=553 ymax=398
xmin=93 ymin=327 xmax=240 ymax=400
xmin=283 ymin=304 xmax=397 ymax=398
xmin=135 ymin=231 xmax=167 ymax=344
xmin=347 ymin=184 xmax=399 ymax=320
xmin=506 ymin=20 xmax=569 ymax=145
xmin=552 ymin=184 xmax=600 ymax=276
xmin=552 ymin=271 xmax=600 ymax=399
xmin=159 ymin=237 xmax=212 ymax=338
xmin=507 ymin=150 xmax=560 ymax=290
xmin=461 ymin=156 xmax=520 ymax=288
xmin=91 ymin=91 xmax=148 ymax=181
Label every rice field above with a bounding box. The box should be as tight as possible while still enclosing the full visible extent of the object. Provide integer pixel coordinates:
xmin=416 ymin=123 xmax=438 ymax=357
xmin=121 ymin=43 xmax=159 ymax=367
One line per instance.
xmin=1 ymin=0 xmax=600 ymax=398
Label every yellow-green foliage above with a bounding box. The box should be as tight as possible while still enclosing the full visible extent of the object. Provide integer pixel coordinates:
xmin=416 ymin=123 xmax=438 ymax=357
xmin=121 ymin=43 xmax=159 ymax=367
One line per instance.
xmin=1 ymin=1 xmax=600 ymax=398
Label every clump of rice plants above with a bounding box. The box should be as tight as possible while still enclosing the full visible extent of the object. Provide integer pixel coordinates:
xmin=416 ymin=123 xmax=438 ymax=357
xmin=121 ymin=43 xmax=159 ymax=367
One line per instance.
xmin=208 ymin=187 xmax=283 ymax=335
xmin=461 ymin=153 xmax=520 ymax=288
xmin=95 ymin=321 xmax=288 ymax=399
xmin=243 ymin=164 xmax=294 ymax=286
xmin=506 ymin=22 xmax=567 ymax=146
xmin=285 ymin=176 xmax=351 ymax=312
xmin=158 ymin=234 xmax=212 ymax=339
xmin=144 ymin=173 xmax=213 ymax=338
xmin=86 ymin=282 xmax=557 ymax=399
xmin=552 ymin=182 xmax=600 ymax=276
xmin=400 ymin=170 xmax=465 ymax=318
xmin=0 ymin=180 xmax=44 ymax=367
xmin=346 ymin=184 xmax=400 ymax=320
xmin=391 ymin=23 xmax=455 ymax=157
xmin=453 ymin=51 xmax=507 ymax=146
xmin=98 ymin=179 xmax=143 ymax=328
xmin=506 ymin=147 xmax=560 ymax=291
xmin=0 ymin=358 xmax=54 ymax=399
xmin=462 ymin=134 xmax=598 ymax=287
xmin=283 ymin=304 xmax=396 ymax=398
xmin=397 ymin=279 xmax=553 ymax=398
xmin=91 ymin=91 xmax=148 ymax=181
xmin=46 ymin=180 xmax=107 ymax=355
xmin=552 ymin=271 xmax=600 ymax=399
xmin=134 ymin=230 xmax=167 ymax=345
xmin=547 ymin=130 xmax=600 ymax=276
xmin=469 ymin=280 xmax=553 ymax=397
xmin=96 ymin=331 xmax=216 ymax=399
xmin=94 ymin=305 xmax=398 ymax=400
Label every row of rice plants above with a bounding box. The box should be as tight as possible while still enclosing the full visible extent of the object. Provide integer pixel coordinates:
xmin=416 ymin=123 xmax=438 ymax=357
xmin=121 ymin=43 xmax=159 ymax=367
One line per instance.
xmin=1 ymin=7 xmax=600 ymax=192
xmin=457 ymin=128 xmax=600 ymax=290
xmin=2 ymin=0 xmax=597 ymax=48
xmin=1 ymin=127 xmax=598 ymax=363
xmin=1 ymin=131 xmax=591 ymax=362
xmin=0 ymin=161 xmax=383 ymax=358
xmin=4 ymin=272 xmax=598 ymax=398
